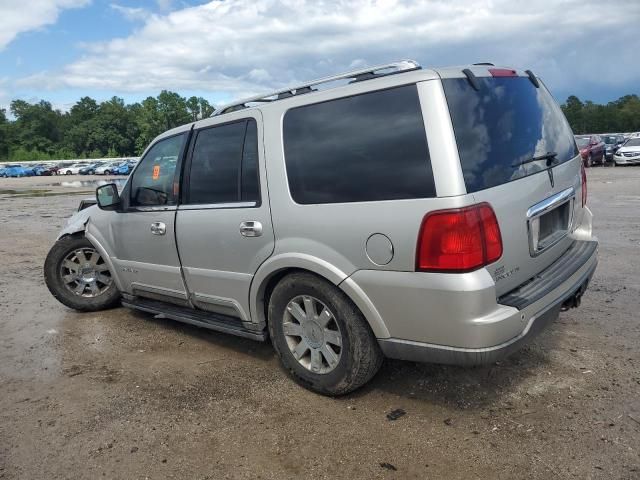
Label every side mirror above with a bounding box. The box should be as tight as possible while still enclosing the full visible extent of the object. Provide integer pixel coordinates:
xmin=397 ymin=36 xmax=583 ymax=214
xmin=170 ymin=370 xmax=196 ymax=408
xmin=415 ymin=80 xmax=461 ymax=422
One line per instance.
xmin=96 ymin=183 xmax=121 ymax=210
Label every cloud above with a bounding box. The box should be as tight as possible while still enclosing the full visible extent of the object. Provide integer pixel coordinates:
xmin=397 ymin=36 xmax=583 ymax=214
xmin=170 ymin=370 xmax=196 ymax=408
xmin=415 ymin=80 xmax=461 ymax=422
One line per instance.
xmin=110 ymin=3 xmax=151 ymax=22
xmin=0 ymin=0 xmax=90 ymax=50
xmin=15 ymin=0 xmax=640 ymax=104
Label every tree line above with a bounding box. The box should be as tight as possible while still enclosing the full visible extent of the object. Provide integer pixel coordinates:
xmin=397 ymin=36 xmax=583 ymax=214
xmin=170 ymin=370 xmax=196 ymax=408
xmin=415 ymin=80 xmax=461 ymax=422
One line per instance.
xmin=0 ymin=91 xmax=214 ymax=162
xmin=561 ymin=94 xmax=640 ymax=135
xmin=1 ymin=91 xmax=639 ymax=162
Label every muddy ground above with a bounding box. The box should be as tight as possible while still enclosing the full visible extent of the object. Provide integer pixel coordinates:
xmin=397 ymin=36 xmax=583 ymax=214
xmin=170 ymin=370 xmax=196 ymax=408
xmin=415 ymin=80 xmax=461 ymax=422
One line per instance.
xmin=0 ymin=169 xmax=638 ymax=479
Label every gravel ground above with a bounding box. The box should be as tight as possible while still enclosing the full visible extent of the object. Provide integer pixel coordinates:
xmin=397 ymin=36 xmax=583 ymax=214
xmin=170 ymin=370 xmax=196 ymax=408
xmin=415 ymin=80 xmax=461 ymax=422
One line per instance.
xmin=0 ymin=169 xmax=638 ymax=479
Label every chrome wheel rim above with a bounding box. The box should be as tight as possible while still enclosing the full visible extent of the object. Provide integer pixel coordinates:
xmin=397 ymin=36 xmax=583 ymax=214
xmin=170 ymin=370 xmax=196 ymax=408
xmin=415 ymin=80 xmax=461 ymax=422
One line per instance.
xmin=283 ymin=295 xmax=342 ymax=374
xmin=60 ymin=247 xmax=112 ymax=297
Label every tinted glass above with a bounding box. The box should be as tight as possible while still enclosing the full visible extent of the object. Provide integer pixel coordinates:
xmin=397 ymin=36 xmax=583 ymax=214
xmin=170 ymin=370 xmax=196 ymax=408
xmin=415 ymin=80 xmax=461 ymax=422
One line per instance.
xmin=443 ymin=77 xmax=579 ymax=193
xmin=241 ymin=120 xmax=260 ymax=202
xmin=603 ymin=136 xmax=616 ymax=144
xmin=626 ymin=138 xmax=640 ymax=147
xmin=283 ymin=85 xmax=435 ymax=204
xmin=188 ymin=121 xmax=246 ymax=204
xmin=130 ymin=133 xmax=185 ymax=206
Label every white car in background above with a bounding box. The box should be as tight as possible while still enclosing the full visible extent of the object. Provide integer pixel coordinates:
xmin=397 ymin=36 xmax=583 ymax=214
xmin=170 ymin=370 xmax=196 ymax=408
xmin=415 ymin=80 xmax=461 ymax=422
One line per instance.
xmin=94 ymin=163 xmax=120 ymax=175
xmin=59 ymin=163 xmax=89 ymax=175
xmin=613 ymin=138 xmax=640 ymax=165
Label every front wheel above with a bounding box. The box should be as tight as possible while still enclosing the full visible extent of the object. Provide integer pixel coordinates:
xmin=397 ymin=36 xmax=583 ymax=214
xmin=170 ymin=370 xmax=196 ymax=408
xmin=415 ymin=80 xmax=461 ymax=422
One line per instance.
xmin=44 ymin=236 xmax=120 ymax=311
xmin=268 ymin=272 xmax=383 ymax=396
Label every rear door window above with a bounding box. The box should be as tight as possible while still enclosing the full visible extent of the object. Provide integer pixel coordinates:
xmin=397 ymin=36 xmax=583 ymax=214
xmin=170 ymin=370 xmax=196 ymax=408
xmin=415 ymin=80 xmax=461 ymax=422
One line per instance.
xmin=283 ymin=85 xmax=435 ymax=204
xmin=185 ymin=119 xmax=260 ymax=205
xmin=442 ymin=77 xmax=578 ymax=193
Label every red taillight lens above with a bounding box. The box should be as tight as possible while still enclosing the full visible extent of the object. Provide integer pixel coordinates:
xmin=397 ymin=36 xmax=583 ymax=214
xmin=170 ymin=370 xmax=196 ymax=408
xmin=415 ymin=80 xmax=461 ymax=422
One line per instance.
xmin=416 ymin=203 xmax=503 ymax=272
xmin=581 ymin=163 xmax=587 ymax=207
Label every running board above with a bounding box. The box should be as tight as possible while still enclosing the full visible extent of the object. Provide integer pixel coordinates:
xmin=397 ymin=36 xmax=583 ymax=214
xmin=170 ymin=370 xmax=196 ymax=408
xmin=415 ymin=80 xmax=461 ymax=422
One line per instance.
xmin=122 ymin=297 xmax=267 ymax=341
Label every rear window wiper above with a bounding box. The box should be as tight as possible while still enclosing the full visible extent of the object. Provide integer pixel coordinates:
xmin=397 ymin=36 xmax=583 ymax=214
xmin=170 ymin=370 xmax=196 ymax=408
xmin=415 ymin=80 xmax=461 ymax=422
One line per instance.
xmin=512 ymin=151 xmax=558 ymax=168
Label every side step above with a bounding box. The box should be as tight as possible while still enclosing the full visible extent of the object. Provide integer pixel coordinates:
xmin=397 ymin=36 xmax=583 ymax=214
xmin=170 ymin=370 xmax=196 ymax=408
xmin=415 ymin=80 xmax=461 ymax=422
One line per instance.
xmin=122 ymin=297 xmax=267 ymax=341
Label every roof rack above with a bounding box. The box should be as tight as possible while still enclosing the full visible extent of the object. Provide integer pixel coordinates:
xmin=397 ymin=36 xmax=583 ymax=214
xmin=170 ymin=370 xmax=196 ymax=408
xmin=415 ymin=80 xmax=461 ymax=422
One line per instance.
xmin=212 ymin=60 xmax=421 ymax=116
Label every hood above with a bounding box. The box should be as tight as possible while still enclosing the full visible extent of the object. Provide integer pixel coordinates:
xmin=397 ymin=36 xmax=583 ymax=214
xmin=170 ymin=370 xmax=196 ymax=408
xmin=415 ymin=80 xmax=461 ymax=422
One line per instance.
xmin=616 ymin=145 xmax=640 ymax=154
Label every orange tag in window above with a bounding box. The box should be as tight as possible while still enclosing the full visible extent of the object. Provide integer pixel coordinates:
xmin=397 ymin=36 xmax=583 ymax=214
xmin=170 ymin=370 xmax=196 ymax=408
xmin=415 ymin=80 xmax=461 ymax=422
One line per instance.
xmin=152 ymin=165 xmax=160 ymax=180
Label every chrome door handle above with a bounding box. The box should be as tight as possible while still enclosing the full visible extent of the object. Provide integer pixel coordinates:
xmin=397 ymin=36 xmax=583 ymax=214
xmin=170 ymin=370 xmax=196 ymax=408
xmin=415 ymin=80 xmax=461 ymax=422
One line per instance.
xmin=150 ymin=222 xmax=166 ymax=235
xmin=240 ymin=221 xmax=262 ymax=237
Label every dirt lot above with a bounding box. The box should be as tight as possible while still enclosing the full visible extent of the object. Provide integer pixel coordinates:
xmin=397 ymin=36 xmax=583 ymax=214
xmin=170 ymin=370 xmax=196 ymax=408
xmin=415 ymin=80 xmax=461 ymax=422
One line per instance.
xmin=0 ymin=169 xmax=639 ymax=479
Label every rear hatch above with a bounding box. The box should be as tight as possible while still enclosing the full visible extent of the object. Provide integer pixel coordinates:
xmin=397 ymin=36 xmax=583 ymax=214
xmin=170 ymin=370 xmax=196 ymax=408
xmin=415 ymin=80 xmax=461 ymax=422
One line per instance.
xmin=440 ymin=68 xmax=583 ymax=296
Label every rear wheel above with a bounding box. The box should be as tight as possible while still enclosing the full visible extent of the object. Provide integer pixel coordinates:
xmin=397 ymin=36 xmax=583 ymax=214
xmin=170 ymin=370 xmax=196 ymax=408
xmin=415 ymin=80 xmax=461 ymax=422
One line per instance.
xmin=104 ymin=170 xmax=111 ymax=175
xmin=268 ymin=272 xmax=383 ymax=396
xmin=44 ymin=236 xmax=120 ymax=311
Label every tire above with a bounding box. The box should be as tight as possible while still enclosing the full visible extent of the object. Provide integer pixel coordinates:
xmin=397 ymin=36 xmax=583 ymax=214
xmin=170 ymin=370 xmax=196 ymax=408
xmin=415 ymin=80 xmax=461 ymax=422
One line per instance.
xmin=44 ymin=236 xmax=120 ymax=312
xmin=268 ymin=272 xmax=383 ymax=396
xmin=104 ymin=170 xmax=111 ymax=175
xmin=65 ymin=170 xmax=72 ymax=175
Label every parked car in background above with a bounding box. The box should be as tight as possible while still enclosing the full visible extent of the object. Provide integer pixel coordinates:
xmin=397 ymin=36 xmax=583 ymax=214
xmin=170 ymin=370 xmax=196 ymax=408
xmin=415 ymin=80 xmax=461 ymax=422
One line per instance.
xmin=79 ymin=162 xmax=105 ymax=175
xmin=113 ymin=161 xmax=136 ymax=175
xmin=94 ymin=162 xmax=120 ymax=175
xmin=32 ymin=164 xmax=57 ymax=176
xmin=59 ymin=163 xmax=88 ymax=175
xmin=613 ymin=138 xmax=640 ymax=165
xmin=44 ymin=61 xmax=598 ymax=395
xmin=575 ymin=135 xmax=605 ymax=167
xmin=602 ymin=134 xmax=625 ymax=162
xmin=1 ymin=165 xmax=33 ymax=177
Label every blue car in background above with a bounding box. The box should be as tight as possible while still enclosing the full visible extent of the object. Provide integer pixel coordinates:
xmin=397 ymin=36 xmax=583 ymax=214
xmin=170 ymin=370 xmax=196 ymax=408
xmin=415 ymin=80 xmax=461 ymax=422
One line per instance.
xmin=113 ymin=161 xmax=135 ymax=175
xmin=1 ymin=165 xmax=33 ymax=177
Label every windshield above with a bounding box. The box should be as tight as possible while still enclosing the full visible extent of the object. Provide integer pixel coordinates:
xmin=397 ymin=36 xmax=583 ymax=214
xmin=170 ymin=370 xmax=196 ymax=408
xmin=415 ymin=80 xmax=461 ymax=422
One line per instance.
xmin=625 ymin=138 xmax=640 ymax=147
xmin=576 ymin=137 xmax=590 ymax=147
xmin=443 ymin=77 xmax=578 ymax=192
xmin=603 ymin=136 xmax=617 ymax=144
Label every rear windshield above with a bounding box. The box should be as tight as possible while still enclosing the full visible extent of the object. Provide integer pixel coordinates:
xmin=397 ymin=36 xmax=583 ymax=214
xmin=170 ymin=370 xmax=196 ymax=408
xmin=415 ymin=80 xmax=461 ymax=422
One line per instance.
xmin=443 ymin=77 xmax=578 ymax=193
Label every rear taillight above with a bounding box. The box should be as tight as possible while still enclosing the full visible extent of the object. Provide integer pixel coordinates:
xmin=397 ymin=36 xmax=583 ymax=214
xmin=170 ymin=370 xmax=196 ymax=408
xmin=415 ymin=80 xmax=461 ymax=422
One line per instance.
xmin=581 ymin=162 xmax=587 ymax=207
xmin=416 ymin=203 xmax=503 ymax=273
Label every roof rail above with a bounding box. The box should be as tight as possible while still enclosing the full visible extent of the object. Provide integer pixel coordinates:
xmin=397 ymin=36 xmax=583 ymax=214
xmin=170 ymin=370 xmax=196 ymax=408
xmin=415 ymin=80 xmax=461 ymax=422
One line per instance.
xmin=212 ymin=60 xmax=421 ymax=116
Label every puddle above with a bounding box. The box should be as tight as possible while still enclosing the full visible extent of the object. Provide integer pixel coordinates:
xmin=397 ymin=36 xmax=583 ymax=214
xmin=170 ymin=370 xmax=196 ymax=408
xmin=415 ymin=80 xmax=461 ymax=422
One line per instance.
xmin=0 ymin=189 xmax=50 ymax=195
xmin=0 ymin=188 xmax=94 ymax=198
xmin=49 ymin=179 xmax=128 ymax=188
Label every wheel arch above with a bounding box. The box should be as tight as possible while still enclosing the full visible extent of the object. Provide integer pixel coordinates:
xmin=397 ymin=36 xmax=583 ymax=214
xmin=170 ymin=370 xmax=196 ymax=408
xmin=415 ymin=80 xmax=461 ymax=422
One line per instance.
xmin=249 ymin=254 xmax=390 ymax=339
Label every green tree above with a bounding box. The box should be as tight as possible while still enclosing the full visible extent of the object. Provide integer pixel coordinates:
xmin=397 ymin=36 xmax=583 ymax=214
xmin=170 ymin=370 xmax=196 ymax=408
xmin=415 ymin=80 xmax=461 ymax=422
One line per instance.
xmin=0 ymin=108 xmax=8 ymax=160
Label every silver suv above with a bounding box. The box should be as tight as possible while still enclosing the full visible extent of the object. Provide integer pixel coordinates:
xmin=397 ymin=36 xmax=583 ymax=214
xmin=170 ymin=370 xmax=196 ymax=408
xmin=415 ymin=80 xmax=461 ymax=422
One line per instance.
xmin=44 ymin=61 xmax=598 ymax=395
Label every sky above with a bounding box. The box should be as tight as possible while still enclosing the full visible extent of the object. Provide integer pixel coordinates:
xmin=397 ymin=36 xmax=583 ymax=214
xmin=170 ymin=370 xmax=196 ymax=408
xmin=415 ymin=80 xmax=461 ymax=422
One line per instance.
xmin=0 ymin=0 xmax=639 ymax=113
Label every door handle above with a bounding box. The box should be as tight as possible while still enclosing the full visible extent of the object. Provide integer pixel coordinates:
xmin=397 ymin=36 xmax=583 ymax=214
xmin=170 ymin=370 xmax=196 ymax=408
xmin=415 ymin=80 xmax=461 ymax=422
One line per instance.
xmin=150 ymin=222 xmax=166 ymax=235
xmin=240 ymin=221 xmax=262 ymax=237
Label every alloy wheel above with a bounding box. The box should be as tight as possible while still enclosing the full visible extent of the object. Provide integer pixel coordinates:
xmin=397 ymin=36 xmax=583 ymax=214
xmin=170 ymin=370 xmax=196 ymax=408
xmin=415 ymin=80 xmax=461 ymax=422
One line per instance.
xmin=60 ymin=247 xmax=112 ymax=297
xmin=282 ymin=295 xmax=343 ymax=374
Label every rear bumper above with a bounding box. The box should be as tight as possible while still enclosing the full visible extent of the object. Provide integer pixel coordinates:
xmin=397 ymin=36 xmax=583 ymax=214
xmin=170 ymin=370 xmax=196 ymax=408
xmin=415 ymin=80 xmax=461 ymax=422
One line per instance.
xmin=346 ymin=239 xmax=598 ymax=366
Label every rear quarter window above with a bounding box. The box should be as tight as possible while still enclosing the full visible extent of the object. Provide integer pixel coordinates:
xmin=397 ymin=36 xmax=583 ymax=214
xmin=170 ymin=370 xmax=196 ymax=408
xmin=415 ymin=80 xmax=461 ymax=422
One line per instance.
xmin=283 ymin=85 xmax=435 ymax=204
